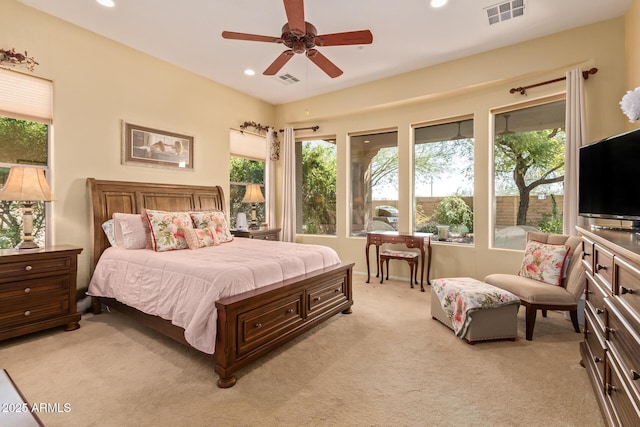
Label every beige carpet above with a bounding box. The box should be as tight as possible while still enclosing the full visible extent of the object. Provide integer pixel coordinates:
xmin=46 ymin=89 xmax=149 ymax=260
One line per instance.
xmin=1 ymin=274 xmax=603 ymax=427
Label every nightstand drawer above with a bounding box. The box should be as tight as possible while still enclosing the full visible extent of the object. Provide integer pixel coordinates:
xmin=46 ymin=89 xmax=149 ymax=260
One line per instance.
xmin=0 ymin=256 xmax=72 ymax=283
xmin=0 ymin=274 xmax=70 ymax=299
xmin=0 ymin=296 xmax=70 ymax=329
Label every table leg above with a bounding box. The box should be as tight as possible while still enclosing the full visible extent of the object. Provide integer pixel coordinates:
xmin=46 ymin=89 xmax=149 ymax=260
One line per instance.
xmin=366 ymin=242 xmax=371 ymax=283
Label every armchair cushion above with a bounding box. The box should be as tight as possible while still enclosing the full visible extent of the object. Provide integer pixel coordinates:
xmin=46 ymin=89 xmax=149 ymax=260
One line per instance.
xmin=484 ymin=273 xmax=578 ymax=306
xmin=518 ymin=240 xmax=570 ymax=286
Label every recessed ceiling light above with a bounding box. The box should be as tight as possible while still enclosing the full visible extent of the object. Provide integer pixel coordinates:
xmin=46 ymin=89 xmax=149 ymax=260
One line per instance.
xmin=244 ymin=69 xmax=256 ymax=76
xmin=430 ymin=0 xmax=447 ymax=7
xmin=97 ymin=0 xmax=115 ymax=7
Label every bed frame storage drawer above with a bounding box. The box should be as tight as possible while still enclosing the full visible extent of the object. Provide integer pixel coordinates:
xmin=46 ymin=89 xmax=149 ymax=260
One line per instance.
xmin=307 ymin=277 xmax=348 ymax=319
xmin=237 ymin=291 xmax=305 ymax=356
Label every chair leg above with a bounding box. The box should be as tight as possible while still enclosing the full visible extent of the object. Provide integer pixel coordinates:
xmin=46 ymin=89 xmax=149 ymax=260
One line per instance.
xmin=385 ymin=259 xmax=390 ymax=280
xmin=569 ymin=310 xmax=581 ymax=333
xmin=542 ymin=309 xmax=548 ymax=318
xmin=408 ymin=261 xmax=414 ymax=288
xmin=525 ymin=305 xmax=537 ymax=341
xmin=379 ymin=258 xmax=385 ymax=284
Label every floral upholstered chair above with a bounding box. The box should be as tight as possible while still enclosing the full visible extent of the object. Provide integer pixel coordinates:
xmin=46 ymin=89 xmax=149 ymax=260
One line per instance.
xmin=484 ymin=231 xmax=585 ymax=340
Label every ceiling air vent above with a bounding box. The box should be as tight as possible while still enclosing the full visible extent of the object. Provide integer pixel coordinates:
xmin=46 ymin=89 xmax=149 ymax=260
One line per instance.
xmin=275 ymin=73 xmax=300 ymax=85
xmin=485 ymin=0 xmax=526 ymax=26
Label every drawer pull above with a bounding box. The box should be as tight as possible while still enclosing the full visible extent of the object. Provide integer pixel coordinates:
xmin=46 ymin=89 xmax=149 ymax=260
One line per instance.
xmin=632 ymin=370 xmax=640 ymax=381
xmin=606 ymin=327 xmax=615 ymax=334
xmin=254 ymin=323 xmax=262 ymax=329
xmin=314 ymin=297 xmax=321 ymax=302
xmin=24 ymin=287 xmax=31 ymax=294
xmin=594 ymin=357 xmax=602 ymax=363
xmin=596 ymin=264 xmax=607 ymax=271
xmin=582 ymin=252 xmax=591 ymax=259
xmin=606 ymin=383 xmax=618 ymax=395
xmin=24 ymin=310 xmax=31 ymax=317
xmin=25 ymin=265 xmax=33 ymax=271
xmin=334 ymin=288 xmax=341 ymax=293
xmin=620 ymin=286 xmax=636 ymax=295
xmin=584 ymin=289 xmax=592 ymax=295
xmin=595 ymin=308 xmax=604 ymax=315
xmin=286 ymin=309 xmax=294 ymax=314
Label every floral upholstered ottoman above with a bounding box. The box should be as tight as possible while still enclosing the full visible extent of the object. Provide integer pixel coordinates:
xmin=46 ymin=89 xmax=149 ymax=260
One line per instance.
xmin=430 ymin=277 xmax=520 ymax=344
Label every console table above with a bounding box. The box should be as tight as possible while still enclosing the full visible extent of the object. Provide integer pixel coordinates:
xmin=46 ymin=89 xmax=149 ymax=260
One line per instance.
xmin=366 ymin=231 xmax=432 ymax=291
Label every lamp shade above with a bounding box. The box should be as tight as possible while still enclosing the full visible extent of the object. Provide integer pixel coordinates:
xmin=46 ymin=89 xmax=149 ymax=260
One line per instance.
xmin=241 ymin=184 xmax=265 ymax=204
xmin=0 ymin=166 xmax=54 ymax=201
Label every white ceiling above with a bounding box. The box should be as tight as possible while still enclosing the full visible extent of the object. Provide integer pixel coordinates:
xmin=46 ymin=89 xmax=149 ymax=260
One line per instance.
xmin=18 ymin=0 xmax=632 ymax=106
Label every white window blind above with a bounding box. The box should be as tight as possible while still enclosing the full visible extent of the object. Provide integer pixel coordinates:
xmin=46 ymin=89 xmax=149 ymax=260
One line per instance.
xmin=0 ymin=69 xmax=53 ymax=124
xmin=229 ymin=129 xmax=267 ymax=160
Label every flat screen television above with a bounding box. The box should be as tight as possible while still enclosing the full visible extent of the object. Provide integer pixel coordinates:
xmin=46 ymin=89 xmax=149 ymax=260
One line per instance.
xmin=579 ymin=128 xmax=640 ymax=227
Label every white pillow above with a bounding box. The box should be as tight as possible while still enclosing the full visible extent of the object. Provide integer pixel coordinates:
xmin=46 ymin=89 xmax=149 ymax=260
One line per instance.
xmin=112 ymin=213 xmax=147 ymax=249
xmin=101 ymin=219 xmax=118 ymax=247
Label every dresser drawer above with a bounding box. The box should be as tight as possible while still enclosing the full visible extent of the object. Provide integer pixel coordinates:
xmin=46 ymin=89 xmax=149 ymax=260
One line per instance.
xmin=582 ymin=236 xmax=595 ymax=275
xmin=0 ymin=274 xmax=70 ymax=299
xmin=307 ymin=277 xmax=348 ymax=319
xmin=614 ymin=256 xmax=640 ymax=316
xmin=237 ymin=291 xmax=304 ymax=357
xmin=606 ymin=352 xmax=640 ymax=426
xmin=594 ymin=244 xmax=614 ymax=292
xmin=0 ymin=296 xmax=70 ymax=329
xmin=0 ymin=256 xmax=72 ymax=283
xmin=605 ymin=299 xmax=640 ymax=396
xmin=585 ymin=272 xmax=608 ymax=329
xmin=584 ymin=308 xmax=607 ymax=386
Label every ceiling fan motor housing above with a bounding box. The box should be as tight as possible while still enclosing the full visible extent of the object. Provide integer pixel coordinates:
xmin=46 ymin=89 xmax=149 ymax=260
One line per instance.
xmin=281 ymin=22 xmax=317 ymax=54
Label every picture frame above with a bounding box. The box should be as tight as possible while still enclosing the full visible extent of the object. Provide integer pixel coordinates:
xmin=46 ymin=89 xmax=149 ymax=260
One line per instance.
xmin=122 ymin=122 xmax=194 ymax=170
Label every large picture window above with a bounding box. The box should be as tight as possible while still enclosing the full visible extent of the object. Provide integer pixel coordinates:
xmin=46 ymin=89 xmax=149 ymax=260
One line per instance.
xmin=413 ymin=118 xmax=474 ymax=244
xmin=493 ymin=99 xmax=566 ymax=249
xmin=295 ymin=138 xmax=337 ymax=235
xmin=350 ymin=130 xmax=398 ymax=236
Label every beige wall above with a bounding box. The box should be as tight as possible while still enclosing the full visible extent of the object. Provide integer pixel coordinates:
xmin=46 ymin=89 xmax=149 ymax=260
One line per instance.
xmin=626 ymin=0 xmax=640 ymax=131
xmin=1 ymin=0 xmax=274 ymax=289
xmin=275 ymin=17 xmax=628 ymax=282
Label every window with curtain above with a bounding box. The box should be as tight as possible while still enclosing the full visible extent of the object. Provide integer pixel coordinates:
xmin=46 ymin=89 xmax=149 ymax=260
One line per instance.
xmin=413 ymin=118 xmax=474 ymax=244
xmin=294 ymin=138 xmax=337 ymax=235
xmin=350 ymin=130 xmax=398 ymax=236
xmin=229 ymin=129 xmax=266 ymax=229
xmin=492 ymin=99 xmax=566 ymax=249
xmin=0 ymin=70 xmax=52 ymax=249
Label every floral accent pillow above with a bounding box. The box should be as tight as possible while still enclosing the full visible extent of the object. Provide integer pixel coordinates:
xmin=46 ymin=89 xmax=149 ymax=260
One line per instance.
xmin=184 ymin=226 xmax=220 ymax=249
xmin=144 ymin=209 xmax=194 ymax=252
xmin=190 ymin=211 xmax=233 ymax=243
xmin=518 ymin=240 xmax=570 ymax=286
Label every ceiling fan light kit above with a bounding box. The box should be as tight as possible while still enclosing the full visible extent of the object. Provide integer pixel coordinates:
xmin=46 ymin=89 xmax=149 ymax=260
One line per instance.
xmin=222 ymin=0 xmax=372 ymax=78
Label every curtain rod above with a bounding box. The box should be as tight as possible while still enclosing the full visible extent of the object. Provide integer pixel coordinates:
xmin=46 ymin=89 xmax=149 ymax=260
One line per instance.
xmin=509 ymin=67 xmax=598 ymax=95
xmin=279 ymin=125 xmax=319 ymax=133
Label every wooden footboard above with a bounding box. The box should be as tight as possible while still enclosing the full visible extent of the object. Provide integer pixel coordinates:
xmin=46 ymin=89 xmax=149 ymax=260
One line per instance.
xmin=214 ymin=262 xmax=353 ymax=387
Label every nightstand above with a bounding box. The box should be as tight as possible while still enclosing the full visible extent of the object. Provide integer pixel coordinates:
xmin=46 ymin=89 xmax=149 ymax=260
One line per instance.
xmin=0 ymin=245 xmax=83 ymax=341
xmin=231 ymin=228 xmax=281 ymax=241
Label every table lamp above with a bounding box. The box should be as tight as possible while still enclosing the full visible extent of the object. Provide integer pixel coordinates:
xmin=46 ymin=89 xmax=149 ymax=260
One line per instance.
xmin=241 ymin=184 xmax=265 ymax=230
xmin=0 ymin=166 xmax=54 ymax=250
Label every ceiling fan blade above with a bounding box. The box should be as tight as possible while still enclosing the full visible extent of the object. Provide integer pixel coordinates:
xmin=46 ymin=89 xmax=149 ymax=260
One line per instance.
xmin=263 ymin=50 xmax=295 ymax=76
xmin=306 ymin=49 xmax=343 ymax=78
xmin=222 ymin=31 xmax=281 ymax=43
xmin=283 ymin=0 xmax=305 ymax=36
xmin=315 ymin=30 xmax=373 ymax=47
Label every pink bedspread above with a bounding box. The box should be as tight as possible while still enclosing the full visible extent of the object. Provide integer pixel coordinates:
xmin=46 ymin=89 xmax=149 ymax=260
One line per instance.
xmin=88 ymin=238 xmax=341 ymax=354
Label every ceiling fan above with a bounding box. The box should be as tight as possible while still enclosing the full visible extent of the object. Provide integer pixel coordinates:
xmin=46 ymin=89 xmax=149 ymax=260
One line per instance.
xmin=221 ymin=0 xmax=373 ymax=78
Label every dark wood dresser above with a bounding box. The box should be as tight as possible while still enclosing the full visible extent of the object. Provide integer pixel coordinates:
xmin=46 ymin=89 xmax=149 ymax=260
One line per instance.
xmin=0 ymin=245 xmax=82 ymax=341
xmin=578 ymin=226 xmax=640 ymax=426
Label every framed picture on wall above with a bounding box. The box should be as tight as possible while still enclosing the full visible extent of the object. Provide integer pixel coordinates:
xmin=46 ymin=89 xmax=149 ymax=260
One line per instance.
xmin=122 ymin=122 xmax=194 ymax=170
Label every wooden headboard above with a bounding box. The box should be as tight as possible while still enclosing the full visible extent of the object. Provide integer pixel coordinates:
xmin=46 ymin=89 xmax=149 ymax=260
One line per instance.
xmin=86 ymin=178 xmax=225 ymax=273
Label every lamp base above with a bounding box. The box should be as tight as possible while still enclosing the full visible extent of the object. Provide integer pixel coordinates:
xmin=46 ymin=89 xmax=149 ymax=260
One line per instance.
xmin=15 ymin=240 xmax=40 ymax=250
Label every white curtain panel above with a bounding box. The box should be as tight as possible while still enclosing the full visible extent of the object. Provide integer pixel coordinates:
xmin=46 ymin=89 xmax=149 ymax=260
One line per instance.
xmin=281 ymin=127 xmax=296 ymax=242
xmin=564 ymin=68 xmax=586 ymax=235
xmin=265 ymin=128 xmax=277 ymax=227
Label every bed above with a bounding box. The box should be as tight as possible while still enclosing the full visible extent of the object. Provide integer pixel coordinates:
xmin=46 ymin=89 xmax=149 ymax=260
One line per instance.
xmin=86 ymin=178 xmax=354 ymax=388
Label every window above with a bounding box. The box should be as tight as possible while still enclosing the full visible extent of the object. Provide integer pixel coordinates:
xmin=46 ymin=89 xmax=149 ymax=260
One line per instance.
xmin=493 ymin=99 xmax=566 ymax=249
xmin=295 ymin=138 xmax=337 ymax=235
xmin=0 ymin=70 xmax=52 ymax=249
xmin=229 ymin=129 xmax=267 ymax=229
xmin=229 ymin=157 xmax=265 ymax=229
xmin=413 ymin=119 xmax=474 ymax=244
xmin=350 ymin=130 xmax=398 ymax=236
